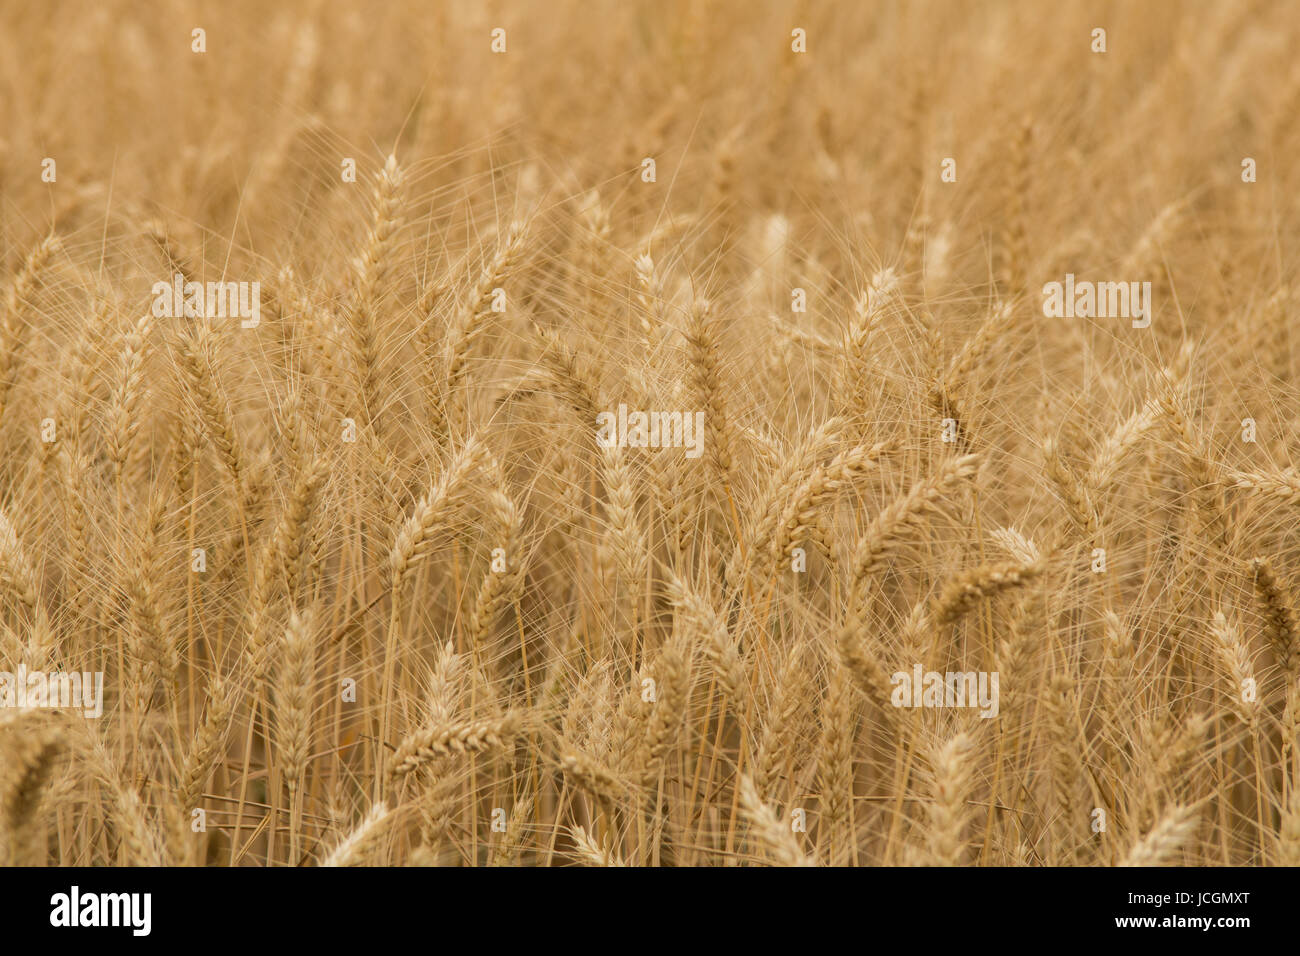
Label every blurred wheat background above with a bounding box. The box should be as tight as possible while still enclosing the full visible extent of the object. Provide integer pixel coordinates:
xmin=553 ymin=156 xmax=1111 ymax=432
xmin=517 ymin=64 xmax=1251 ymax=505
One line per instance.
xmin=1 ymin=0 xmax=1299 ymax=866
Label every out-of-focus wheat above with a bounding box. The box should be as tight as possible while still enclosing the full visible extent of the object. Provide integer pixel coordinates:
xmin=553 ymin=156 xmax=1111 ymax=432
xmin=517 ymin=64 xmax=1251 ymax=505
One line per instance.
xmin=0 ymin=0 xmax=1296 ymax=868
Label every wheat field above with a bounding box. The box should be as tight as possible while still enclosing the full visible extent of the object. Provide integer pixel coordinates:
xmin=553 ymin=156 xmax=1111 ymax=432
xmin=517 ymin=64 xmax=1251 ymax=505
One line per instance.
xmin=1 ymin=0 xmax=1298 ymax=868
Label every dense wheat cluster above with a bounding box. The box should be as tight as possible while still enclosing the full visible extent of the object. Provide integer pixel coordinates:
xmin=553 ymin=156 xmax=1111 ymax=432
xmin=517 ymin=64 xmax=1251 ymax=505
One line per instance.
xmin=1 ymin=0 xmax=1299 ymax=867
